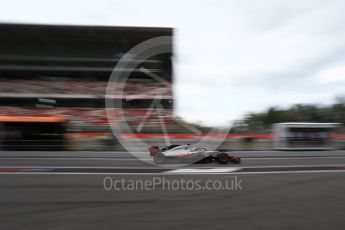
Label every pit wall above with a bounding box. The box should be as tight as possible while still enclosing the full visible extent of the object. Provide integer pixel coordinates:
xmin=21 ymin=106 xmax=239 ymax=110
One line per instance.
xmin=66 ymin=133 xmax=345 ymax=151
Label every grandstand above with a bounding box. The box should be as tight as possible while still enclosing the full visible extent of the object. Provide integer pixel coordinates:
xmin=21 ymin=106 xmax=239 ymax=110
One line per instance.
xmin=0 ymin=23 xmax=173 ymax=150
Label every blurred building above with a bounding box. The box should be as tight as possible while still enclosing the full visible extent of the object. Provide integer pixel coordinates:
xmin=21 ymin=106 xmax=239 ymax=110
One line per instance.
xmin=272 ymin=122 xmax=340 ymax=150
xmin=0 ymin=23 xmax=173 ymax=150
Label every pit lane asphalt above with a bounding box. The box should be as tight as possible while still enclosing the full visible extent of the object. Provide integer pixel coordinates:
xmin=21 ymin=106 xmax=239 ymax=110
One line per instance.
xmin=1 ymin=150 xmax=345 ymax=229
xmin=0 ymin=150 xmax=345 ymax=168
xmin=1 ymin=172 xmax=345 ymax=230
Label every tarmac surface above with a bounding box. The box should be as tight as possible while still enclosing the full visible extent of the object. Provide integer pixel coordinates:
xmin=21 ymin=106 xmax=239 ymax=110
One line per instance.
xmin=1 ymin=150 xmax=345 ymax=229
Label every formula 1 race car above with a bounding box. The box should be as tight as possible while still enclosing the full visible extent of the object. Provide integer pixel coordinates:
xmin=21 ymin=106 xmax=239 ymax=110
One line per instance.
xmin=148 ymin=144 xmax=241 ymax=164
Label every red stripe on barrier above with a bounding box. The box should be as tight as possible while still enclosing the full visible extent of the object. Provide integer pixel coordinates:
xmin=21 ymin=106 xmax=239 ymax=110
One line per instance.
xmin=336 ymin=166 xmax=345 ymax=169
xmin=0 ymin=168 xmax=24 ymax=172
xmin=119 ymin=133 xmax=273 ymax=139
xmin=71 ymin=133 xmax=345 ymax=140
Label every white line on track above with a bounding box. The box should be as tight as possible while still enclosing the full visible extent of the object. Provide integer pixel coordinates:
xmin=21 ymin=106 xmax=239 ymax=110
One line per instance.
xmin=2 ymin=156 xmax=345 ymax=161
xmin=229 ymin=169 xmax=345 ymax=175
xmin=1 ymin=164 xmax=345 ymax=170
xmin=0 ymin=157 xmax=150 ymax=161
xmin=1 ymin=170 xmax=345 ymax=175
xmin=226 ymin=164 xmax=345 ymax=168
xmin=244 ymin=156 xmax=345 ymax=160
xmin=165 ymin=168 xmax=241 ymax=174
xmin=0 ymin=166 xmax=161 ymax=169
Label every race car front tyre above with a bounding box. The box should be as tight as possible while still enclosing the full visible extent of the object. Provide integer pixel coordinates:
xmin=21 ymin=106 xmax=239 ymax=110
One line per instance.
xmin=217 ymin=152 xmax=230 ymax=164
xmin=153 ymin=153 xmax=165 ymax=164
xmin=230 ymin=157 xmax=241 ymax=164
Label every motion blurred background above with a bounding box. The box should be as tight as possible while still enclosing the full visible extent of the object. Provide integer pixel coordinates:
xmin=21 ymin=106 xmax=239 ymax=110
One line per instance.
xmin=2 ymin=2 xmax=345 ymax=230
xmin=0 ymin=0 xmax=344 ymax=151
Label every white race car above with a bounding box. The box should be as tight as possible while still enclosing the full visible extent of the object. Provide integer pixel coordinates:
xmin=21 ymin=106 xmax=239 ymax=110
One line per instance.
xmin=148 ymin=144 xmax=241 ymax=164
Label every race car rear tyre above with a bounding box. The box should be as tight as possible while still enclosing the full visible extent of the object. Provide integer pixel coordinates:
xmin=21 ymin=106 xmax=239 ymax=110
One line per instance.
xmin=153 ymin=153 xmax=165 ymax=164
xmin=217 ymin=152 xmax=230 ymax=164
